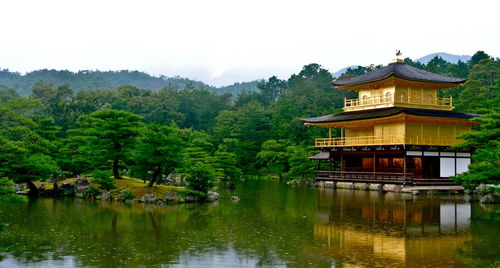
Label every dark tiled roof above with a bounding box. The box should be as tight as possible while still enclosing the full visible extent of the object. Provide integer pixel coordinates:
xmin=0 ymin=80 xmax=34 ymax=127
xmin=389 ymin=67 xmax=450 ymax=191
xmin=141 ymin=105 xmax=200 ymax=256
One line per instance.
xmin=301 ymin=107 xmax=479 ymax=124
xmin=333 ymin=62 xmax=467 ymax=86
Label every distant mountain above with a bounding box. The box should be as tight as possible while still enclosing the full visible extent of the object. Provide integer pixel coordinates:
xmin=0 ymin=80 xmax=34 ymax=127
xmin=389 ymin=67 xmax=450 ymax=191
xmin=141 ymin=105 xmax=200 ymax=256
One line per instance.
xmin=216 ymin=80 xmax=261 ymax=96
xmin=0 ymin=69 xmax=260 ymax=97
xmin=416 ymin=52 xmax=471 ymax=64
xmin=0 ymin=52 xmax=475 ymax=97
xmin=332 ymin=53 xmax=472 ymax=78
xmin=332 ymin=66 xmax=358 ymax=78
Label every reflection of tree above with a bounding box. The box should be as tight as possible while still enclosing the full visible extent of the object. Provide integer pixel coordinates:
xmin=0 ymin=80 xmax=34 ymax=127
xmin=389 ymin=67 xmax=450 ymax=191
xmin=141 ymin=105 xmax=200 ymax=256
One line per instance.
xmin=456 ymin=203 xmax=500 ymax=268
xmin=0 ymin=182 xmax=497 ymax=267
xmin=0 ymin=182 xmax=333 ymax=267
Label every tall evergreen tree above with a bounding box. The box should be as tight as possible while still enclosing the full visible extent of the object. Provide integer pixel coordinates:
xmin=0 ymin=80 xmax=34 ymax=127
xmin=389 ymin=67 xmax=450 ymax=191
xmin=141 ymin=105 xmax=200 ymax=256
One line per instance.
xmin=75 ymin=109 xmax=142 ymax=179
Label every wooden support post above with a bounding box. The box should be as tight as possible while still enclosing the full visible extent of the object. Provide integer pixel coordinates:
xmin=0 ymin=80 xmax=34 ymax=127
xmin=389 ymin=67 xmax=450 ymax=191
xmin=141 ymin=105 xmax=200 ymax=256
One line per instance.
xmin=340 ymin=152 xmax=343 ymax=172
xmin=329 ymin=127 xmax=332 ymax=139
xmin=328 ymin=155 xmax=332 ymax=173
xmin=403 ymin=155 xmax=407 ymax=174
xmin=373 ymin=153 xmax=376 ymax=178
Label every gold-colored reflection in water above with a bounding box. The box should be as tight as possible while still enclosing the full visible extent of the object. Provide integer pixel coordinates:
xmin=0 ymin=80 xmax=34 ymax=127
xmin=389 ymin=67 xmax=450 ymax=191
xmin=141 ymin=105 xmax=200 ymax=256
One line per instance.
xmin=313 ymin=188 xmax=471 ymax=268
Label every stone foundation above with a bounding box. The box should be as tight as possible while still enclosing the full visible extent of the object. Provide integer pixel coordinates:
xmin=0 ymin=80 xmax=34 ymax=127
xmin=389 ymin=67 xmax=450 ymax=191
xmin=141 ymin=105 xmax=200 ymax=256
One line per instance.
xmin=314 ymin=180 xmax=464 ymax=193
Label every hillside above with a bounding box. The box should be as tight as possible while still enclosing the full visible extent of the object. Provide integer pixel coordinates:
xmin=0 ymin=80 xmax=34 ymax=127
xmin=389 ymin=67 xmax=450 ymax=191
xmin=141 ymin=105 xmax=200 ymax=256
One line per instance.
xmin=0 ymin=69 xmax=260 ymax=96
xmin=416 ymin=52 xmax=471 ymax=64
xmin=333 ymin=52 xmax=473 ymax=77
xmin=0 ymin=52 xmax=474 ymax=97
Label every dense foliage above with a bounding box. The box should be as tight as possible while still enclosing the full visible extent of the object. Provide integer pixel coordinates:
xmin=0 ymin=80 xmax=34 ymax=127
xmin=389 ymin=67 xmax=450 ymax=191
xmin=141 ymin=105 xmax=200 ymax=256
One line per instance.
xmin=0 ymin=69 xmax=259 ymax=96
xmin=0 ymin=51 xmax=498 ymax=195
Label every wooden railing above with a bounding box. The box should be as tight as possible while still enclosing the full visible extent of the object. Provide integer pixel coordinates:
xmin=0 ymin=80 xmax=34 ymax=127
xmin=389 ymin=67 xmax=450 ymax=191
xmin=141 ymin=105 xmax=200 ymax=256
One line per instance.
xmin=405 ymin=136 xmax=461 ymax=146
xmin=344 ymin=95 xmax=453 ymax=111
xmin=315 ymin=135 xmax=462 ymax=147
xmin=316 ymin=171 xmax=414 ymax=184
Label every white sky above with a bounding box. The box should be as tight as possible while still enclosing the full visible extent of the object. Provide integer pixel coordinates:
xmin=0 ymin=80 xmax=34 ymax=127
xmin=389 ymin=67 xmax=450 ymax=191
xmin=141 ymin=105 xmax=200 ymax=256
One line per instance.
xmin=1 ymin=0 xmax=499 ymax=86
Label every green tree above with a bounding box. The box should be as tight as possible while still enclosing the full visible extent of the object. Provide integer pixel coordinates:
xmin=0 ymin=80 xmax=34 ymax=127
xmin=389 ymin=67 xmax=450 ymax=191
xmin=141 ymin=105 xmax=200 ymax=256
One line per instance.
xmin=285 ymin=145 xmax=316 ymax=180
xmin=0 ymin=85 xmax=20 ymax=103
xmin=186 ymin=164 xmax=215 ymax=194
xmin=453 ymin=110 xmax=500 ymax=188
xmin=209 ymin=152 xmax=241 ymax=180
xmin=426 ymin=56 xmax=449 ymax=74
xmin=0 ymin=177 xmax=26 ymax=204
xmin=75 ymin=109 xmax=142 ymax=179
xmin=0 ymin=96 xmax=59 ymax=196
xmin=455 ymin=58 xmax=500 ymax=113
xmin=256 ymin=140 xmax=288 ymax=180
xmin=0 ymin=138 xmax=58 ymax=196
xmin=257 ymin=76 xmax=287 ymax=105
xmin=214 ymin=101 xmax=271 ymax=172
xmin=31 ymin=82 xmax=76 ymax=130
xmin=91 ymin=170 xmax=116 ymax=191
xmin=469 ymin=51 xmax=491 ymax=67
xmin=130 ymin=123 xmax=184 ymax=187
xmin=272 ymin=63 xmax=346 ymax=144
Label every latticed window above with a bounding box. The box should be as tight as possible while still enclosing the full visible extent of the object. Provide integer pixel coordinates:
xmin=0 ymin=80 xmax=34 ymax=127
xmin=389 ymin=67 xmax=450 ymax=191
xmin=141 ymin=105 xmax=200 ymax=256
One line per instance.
xmin=385 ymin=91 xmax=392 ymax=102
xmin=362 ymin=95 xmax=369 ymax=104
xmin=424 ymin=94 xmax=434 ymax=105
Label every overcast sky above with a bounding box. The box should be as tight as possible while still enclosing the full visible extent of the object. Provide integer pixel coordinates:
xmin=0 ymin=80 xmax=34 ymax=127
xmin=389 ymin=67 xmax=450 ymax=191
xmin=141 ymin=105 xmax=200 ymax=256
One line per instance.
xmin=1 ymin=0 xmax=499 ymax=86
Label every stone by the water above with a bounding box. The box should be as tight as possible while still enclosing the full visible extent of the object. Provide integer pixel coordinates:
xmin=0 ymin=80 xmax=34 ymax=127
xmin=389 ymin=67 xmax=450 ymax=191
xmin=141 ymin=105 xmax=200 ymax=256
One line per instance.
xmin=75 ymin=177 xmax=89 ymax=186
xmin=207 ymin=191 xmax=220 ymax=202
xmin=163 ymin=192 xmax=183 ymax=203
xmin=480 ymin=193 xmax=500 ymax=204
xmin=101 ymin=192 xmax=111 ymax=201
xmin=141 ymin=193 xmax=157 ymax=203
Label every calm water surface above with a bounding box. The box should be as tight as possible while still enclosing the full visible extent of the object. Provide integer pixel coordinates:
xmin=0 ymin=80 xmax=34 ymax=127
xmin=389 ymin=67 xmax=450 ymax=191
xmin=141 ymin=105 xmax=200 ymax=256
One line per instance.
xmin=0 ymin=181 xmax=498 ymax=267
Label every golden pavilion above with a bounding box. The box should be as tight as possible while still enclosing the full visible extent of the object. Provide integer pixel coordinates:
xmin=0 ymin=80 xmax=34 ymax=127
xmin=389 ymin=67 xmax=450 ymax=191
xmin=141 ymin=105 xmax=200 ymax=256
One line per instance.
xmin=301 ymin=58 xmax=479 ymax=185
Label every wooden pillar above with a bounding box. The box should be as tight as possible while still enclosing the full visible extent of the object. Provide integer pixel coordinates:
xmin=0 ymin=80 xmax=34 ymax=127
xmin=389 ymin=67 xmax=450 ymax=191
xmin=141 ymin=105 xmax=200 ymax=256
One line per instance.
xmin=403 ymin=155 xmax=407 ymax=174
xmin=329 ymin=127 xmax=332 ymax=139
xmin=373 ymin=153 xmax=376 ymax=177
xmin=340 ymin=152 xmax=343 ymax=172
xmin=328 ymin=154 xmax=332 ymax=172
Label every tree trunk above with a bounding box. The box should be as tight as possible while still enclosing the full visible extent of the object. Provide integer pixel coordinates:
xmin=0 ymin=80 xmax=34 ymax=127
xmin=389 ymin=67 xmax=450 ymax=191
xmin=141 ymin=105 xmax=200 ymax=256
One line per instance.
xmin=113 ymin=159 xmax=121 ymax=179
xmin=278 ymin=173 xmax=283 ymax=182
xmin=147 ymin=167 xmax=161 ymax=187
xmin=26 ymin=180 xmax=39 ymax=197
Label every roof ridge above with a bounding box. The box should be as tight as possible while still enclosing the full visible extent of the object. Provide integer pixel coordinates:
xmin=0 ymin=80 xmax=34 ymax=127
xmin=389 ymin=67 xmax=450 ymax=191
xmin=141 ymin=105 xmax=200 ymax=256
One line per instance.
xmin=333 ymin=62 xmax=467 ymax=87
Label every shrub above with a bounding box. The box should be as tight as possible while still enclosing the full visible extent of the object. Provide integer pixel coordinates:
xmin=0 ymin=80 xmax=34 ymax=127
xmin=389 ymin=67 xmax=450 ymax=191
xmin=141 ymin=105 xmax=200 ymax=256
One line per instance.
xmin=92 ymin=170 xmax=116 ymax=191
xmin=0 ymin=177 xmax=26 ymax=204
xmin=175 ymin=189 xmax=205 ymax=202
xmin=121 ymin=190 xmax=135 ymax=200
xmin=83 ymin=186 xmax=100 ymax=198
xmin=186 ymin=165 xmax=215 ymax=194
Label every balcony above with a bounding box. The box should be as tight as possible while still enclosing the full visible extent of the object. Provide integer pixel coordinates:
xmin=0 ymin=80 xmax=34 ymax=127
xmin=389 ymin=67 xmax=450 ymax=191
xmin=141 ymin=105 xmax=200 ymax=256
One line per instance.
xmin=314 ymin=135 xmax=462 ymax=148
xmin=344 ymin=95 xmax=453 ymax=112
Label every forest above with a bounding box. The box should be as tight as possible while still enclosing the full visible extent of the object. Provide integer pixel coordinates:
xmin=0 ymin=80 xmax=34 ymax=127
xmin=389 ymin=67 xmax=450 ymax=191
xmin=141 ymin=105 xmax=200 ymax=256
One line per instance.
xmin=0 ymin=68 xmax=260 ymax=96
xmin=0 ymin=51 xmax=498 ymax=200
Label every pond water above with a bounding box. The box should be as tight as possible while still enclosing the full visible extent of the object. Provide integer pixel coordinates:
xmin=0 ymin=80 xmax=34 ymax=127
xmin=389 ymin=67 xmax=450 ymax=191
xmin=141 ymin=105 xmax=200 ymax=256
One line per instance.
xmin=0 ymin=180 xmax=498 ymax=267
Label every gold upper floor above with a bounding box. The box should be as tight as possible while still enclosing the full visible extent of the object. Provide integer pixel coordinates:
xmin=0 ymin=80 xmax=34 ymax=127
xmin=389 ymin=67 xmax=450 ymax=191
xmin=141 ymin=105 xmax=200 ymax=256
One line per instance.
xmin=312 ymin=114 xmax=476 ymax=148
xmin=339 ymin=77 xmax=459 ymax=112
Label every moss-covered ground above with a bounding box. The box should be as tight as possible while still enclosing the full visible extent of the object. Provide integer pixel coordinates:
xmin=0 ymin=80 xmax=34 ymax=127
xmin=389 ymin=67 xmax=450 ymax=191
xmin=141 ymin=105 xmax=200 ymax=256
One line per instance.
xmin=35 ymin=176 xmax=187 ymax=200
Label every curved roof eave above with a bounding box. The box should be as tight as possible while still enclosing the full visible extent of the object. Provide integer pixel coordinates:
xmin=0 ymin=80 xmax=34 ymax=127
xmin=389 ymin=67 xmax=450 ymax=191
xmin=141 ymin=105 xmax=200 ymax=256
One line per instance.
xmin=333 ymin=62 xmax=467 ymax=87
xmin=300 ymin=107 xmax=480 ymax=124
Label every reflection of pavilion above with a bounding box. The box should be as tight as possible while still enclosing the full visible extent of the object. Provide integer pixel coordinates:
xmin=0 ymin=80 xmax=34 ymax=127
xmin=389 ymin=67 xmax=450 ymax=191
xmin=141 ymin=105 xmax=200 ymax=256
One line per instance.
xmin=313 ymin=189 xmax=471 ymax=267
